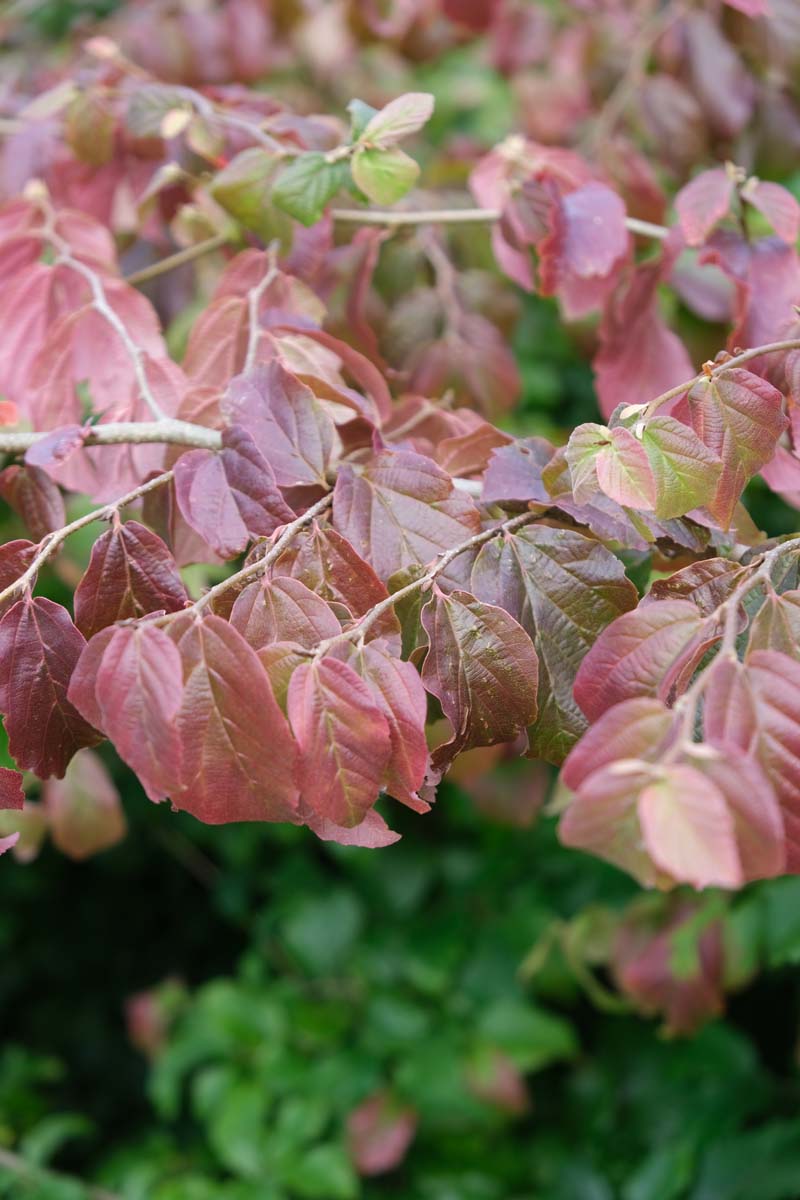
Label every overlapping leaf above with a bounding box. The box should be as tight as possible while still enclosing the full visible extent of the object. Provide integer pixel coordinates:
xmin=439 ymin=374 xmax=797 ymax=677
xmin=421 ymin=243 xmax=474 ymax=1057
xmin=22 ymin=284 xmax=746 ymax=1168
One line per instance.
xmin=421 ymin=588 xmax=539 ymax=772
xmin=471 ymin=526 xmax=638 ymax=761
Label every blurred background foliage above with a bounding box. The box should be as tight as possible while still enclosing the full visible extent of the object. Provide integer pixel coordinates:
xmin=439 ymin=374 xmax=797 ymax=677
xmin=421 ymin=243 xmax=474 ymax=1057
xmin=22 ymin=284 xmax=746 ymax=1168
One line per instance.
xmin=2 ymin=1 xmax=800 ymax=1198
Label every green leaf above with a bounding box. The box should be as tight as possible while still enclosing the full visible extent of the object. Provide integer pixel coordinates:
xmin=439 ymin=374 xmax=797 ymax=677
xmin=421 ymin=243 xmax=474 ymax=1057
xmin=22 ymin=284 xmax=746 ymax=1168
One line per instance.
xmin=210 ymin=148 xmax=292 ymax=245
xmin=281 ymin=1144 xmax=358 ymax=1200
xmin=564 ymin=422 xmax=609 ymax=503
xmin=347 ymin=98 xmax=378 ymax=141
xmin=641 ymin=416 xmax=723 ymax=520
xmin=477 ymin=999 xmax=578 ymax=1072
xmin=272 ymin=154 xmax=348 ymax=226
xmin=351 ymin=146 xmax=420 ymax=205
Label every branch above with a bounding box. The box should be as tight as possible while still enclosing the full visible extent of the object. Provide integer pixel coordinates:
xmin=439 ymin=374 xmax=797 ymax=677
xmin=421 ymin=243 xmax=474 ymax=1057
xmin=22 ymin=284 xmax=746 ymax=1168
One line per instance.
xmin=331 ymin=205 xmax=669 ymax=240
xmin=319 ymin=509 xmax=540 ymax=652
xmin=0 ymin=420 xmax=221 ymax=456
xmin=0 ymin=470 xmax=174 ymax=608
xmin=641 ymin=337 xmax=800 ymax=419
xmin=184 ymin=491 xmax=335 ymax=617
xmin=125 ymin=233 xmax=232 ymax=286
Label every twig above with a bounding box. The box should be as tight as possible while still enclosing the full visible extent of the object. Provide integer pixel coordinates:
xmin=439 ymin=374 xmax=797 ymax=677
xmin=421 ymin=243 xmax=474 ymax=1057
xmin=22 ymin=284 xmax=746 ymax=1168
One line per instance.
xmin=0 ymin=420 xmax=221 ymax=456
xmin=125 ymin=233 xmax=231 ymax=286
xmin=0 ymin=1146 xmax=122 ymax=1200
xmin=0 ymin=471 xmax=174 ymax=609
xmin=318 ymin=509 xmax=540 ymax=652
xmin=173 ymin=492 xmax=335 ymax=619
xmin=332 ymin=206 xmax=669 ymax=240
xmin=641 ymin=337 xmax=800 ymax=419
xmin=244 ymin=244 xmax=280 ymax=373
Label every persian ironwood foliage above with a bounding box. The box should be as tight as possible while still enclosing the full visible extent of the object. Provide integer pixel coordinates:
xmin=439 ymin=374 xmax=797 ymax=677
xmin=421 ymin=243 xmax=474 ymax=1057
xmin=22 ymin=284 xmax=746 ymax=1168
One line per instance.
xmin=2 ymin=1 xmax=800 ymax=891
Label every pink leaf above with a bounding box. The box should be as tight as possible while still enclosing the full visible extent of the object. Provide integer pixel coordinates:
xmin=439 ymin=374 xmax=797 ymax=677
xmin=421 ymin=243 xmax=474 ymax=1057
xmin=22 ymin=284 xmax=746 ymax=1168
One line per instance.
xmin=288 ymin=656 xmax=391 ymax=828
xmin=174 ymin=426 xmax=295 ymax=559
xmin=347 ymin=1091 xmax=417 ymax=1176
xmin=43 ymin=748 xmax=127 ymax=861
xmin=638 ymin=764 xmax=742 ymax=890
xmin=742 ymin=179 xmax=800 ymax=245
xmin=674 ymin=169 xmax=734 ymax=247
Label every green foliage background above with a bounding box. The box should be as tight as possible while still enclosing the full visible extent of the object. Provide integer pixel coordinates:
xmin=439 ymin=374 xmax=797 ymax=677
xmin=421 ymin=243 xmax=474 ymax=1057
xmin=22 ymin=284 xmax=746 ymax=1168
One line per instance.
xmin=3 ymin=3 xmax=800 ymax=1198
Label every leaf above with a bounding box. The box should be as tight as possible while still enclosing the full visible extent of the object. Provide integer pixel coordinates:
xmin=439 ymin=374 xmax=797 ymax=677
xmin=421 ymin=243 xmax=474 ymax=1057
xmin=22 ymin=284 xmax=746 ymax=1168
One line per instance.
xmin=742 ymin=179 xmax=800 ymax=244
xmin=420 ymin=589 xmax=538 ymax=772
xmin=705 ymin=651 xmax=800 ymax=870
xmin=595 ymin=427 xmax=657 ymax=510
xmin=573 ymin=599 xmax=708 ymax=722
xmin=222 ymin=362 xmax=335 ymax=489
xmin=43 ymin=748 xmax=126 ymax=861
xmin=310 ymin=809 xmax=401 ymax=849
xmin=288 ymin=656 xmax=391 ymax=828
xmin=565 ymin=423 xmax=609 ymax=504
xmin=69 ymin=624 xmax=184 ymax=804
xmin=639 ymin=765 xmax=742 ymax=889
xmin=0 ymin=767 xmax=24 ymax=811
xmin=0 ymin=539 xmax=36 ymax=616
xmin=351 ymin=147 xmax=420 ymax=206
xmin=747 ymin=589 xmax=800 ymax=659
xmin=360 ymin=93 xmax=434 ymax=145
xmin=174 ymin=426 xmax=295 ymax=559
xmin=0 ymin=596 xmax=100 ymax=779
xmin=347 ymin=1092 xmax=417 ymax=1176
xmin=272 ymin=153 xmax=348 ymax=226
xmin=686 ymin=749 xmax=785 ymax=882
xmin=0 ymin=833 xmax=19 ymax=856
xmin=674 ymin=168 xmax=734 ymax=247
xmin=210 ymin=148 xmax=292 ymax=245
xmin=471 ymin=526 xmax=638 ymax=762
xmin=230 ymin=576 xmax=341 ymax=651
xmin=332 ymin=449 xmax=480 ymax=584
xmin=338 ymin=639 xmax=430 ymax=812
xmin=561 ymin=698 xmax=676 ymax=792
xmin=74 ymin=520 xmax=188 ymax=639
xmin=684 ymin=367 xmax=787 ymax=527
xmin=559 ymin=761 xmax=666 ymax=888
xmin=173 ymin=616 xmax=300 ymax=824
xmin=0 ymin=464 xmax=65 ymax=541
xmin=640 ymin=416 xmax=723 ymax=519
xmin=481 ymin=437 xmax=554 ymax=505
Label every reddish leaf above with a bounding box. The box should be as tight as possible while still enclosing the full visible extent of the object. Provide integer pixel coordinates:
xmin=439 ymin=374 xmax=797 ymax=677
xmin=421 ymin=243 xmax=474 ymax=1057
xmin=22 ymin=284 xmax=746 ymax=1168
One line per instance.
xmin=421 ymin=589 xmax=538 ymax=772
xmin=288 ymin=656 xmax=391 ymax=828
xmin=638 ymin=764 xmax=742 ymax=890
xmin=573 ymin=600 xmax=707 ymax=722
xmin=642 ymin=558 xmax=747 ymax=613
xmin=69 ymin=624 xmax=184 ymax=805
xmin=74 ymin=520 xmax=188 ymax=639
xmin=742 ymin=179 xmax=800 ymax=245
xmin=25 ymin=424 xmax=88 ymax=469
xmin=684 ymin=367 xmax=787 ymax=527
xmin=222 ymin=362 xmax=335 ymax=488
xmin=0 ymin=596 xmax=100 ymax=779
xmin=310 ymin=809 xmax=401 ymax=849
xmin=593 ymin=260 xmax=694 ymax=420
xmin=747 ymin=589 xmax=800 ymax=658
xmin=674 ymin=169 xmax=734 ymax=248
xmin=333 ymin=450 xmax=480 ymax=584
xmin=562 ymin=699 xmax=676 ymax=792
xmin=347 ymin=1091 xmax=417 ymax=1177
xmin=471 ymin=526 xmax=637 ymax=762
xmin=0 ymin=540 xmax=36 ymax=616
xmin=43 ymin=748 xmax=127 ymax=861
xmin=560 ymin=761 xmax=667 ymax=888
xmin=0 ymin=464 xmax=65 ymax=541
xmin=173 ymin=616 xmax=300 ymax=824
xmin=481 ymin=438 xmax=554 ymax=505
xmin=539 ymin=182 xmax=629 ymax=318
xmin=338 ymin=639 xmax=430 ymax=812
xmin=174 ymin=426 xmax=295 ymax=559
xmin=0 ymin=767 xmax=24 ymax=811
xmin=230 ymin=575 xmax=341 ymax=651
xmin=705 ymin=650 xmax=800 ymax=869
